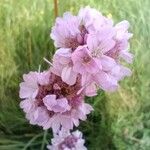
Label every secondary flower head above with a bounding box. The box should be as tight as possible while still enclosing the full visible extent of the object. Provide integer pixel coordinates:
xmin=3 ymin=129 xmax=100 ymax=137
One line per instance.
xmin=19 ymin=70 xmax=93 ymax=132
xmin=50 ymin=6 xmax=113 ymax=52
xmin=47 ymin=130 xmax=87 ymax=150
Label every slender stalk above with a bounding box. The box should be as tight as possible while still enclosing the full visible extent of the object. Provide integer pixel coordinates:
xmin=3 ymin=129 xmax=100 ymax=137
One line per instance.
xmin=41 ymin=130 xmax=48 ymax=150
xmin=54 ymin=0 xmax=58 ymax=18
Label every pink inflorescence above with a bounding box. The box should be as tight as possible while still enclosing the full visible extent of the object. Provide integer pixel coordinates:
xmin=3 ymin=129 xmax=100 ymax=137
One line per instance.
xmin=47 ymin=130 xmax=87 ymax=150
xmin=51 ymin=6 xmax=133 ymax=95
xmin=19 ymin=70 xmax=93 ymax=132
xmin=19 ymin=6 xmax=133 ymax=149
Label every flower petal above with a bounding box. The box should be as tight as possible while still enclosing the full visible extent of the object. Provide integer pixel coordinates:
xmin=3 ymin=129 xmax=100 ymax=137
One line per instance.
xmin=61 ymin=66 xmax=77 ymax=85
xmin=100 ymin=55 xmax=116 ymax=71
xmin=52 ymin=98 xmax=70 ymax=113
xmin=43 ymin=95 xmax=57 ymax=111
xmin=94 ymin=71 xmax=118 ymax=92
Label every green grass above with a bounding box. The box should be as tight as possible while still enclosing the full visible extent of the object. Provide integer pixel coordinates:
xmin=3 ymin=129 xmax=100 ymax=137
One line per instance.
xmin=0 ymin=0 xmax=150 ymax=149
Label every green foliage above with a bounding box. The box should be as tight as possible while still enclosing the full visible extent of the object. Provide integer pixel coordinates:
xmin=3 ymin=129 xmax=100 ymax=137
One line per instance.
xmin=0 ymin=0 xmax=150 ymax=149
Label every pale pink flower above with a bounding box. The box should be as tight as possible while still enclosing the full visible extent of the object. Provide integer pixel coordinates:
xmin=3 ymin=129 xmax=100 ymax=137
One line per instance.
xmin=109 ymin=64 xmax=132 ymax=81
xmin=47 ymin=130 xmax=87 ymax=150
xmin=83 ymin=82 xmax=97 ymax=97
xmin=80 ymin=71 xmax=118 ymax=93
xmin=72 ymin=46 xmax=100 ymax=75
xmin=104 ymin=20 xmax=133 ymax=83
xmin=106 ymin=20 xmax=133 ymax=63
xmin=50 ymin=6 xmax=112 ymax=52
xmin=51 ymin=48 xmax=77 ymax=86
xmin=43 ymin=95 xmax=71 ymax=113
xmin=78 ymin=6 xmax=113 ymax=32
xmin=71 ymin=26 xmax=117 ymax=74
xmin=92 ymin=71 xmax=118 ymax=92
xmin=19 ymin=71 xmax=49 ymax=99
xmin=19 ymin=71 xmax=93 ymax=132
xmin=71 ymin=27 xmax=118 ymax=92
xmin=51 ymin=48 xmax=99 ymax=95
xmin=50 ymin=12 xmax=84 ymax=50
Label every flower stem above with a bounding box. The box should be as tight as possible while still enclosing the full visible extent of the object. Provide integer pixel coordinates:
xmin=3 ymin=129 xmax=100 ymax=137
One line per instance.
xmin=54 ymin=0 xmax=58 ymax=18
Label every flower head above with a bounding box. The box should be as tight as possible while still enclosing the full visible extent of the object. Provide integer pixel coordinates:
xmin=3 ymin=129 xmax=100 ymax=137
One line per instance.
xmin=19 ymin=70 xmax=93 ymax=132
xmin=50 ymin=7 xmax=133 ymax=94
xmin=47 ymin=130 xmax=87 ymax=150
xmin=72 ymin=46 xmax=100 ymax=75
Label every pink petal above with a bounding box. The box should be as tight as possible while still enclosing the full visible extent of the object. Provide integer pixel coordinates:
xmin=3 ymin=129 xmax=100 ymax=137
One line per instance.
xmin=33 ymin=107 xmax=49 ymax=126
xmin=43 ymin=95 xmax=57 ymax=111
xmin=94 ymin=58 xmax=102 ymax=70
xmin=52 ymin=98 xmax=70 ymax=113
xmin=100 ymin=55 xmax=116 ymax=71
xmin=85 ymin=59 xmax=100 ymax=74
xmin=72 ymin=62 xmax=85 ymax=74
xmin=83 ymin=103 xmax=94 ymax=114
xmin=99 ymin=38 xmax=116 ymax=53
xmin=72 ymin=118 xmax=79 ymax=127
xmin=97 ymin=27 xmax=116 ymax=40
xmin=60 ymin=115 xmax=73 ymax=130
xmin=20 ymin=99 xmax=34 ymax=113
xmin=38 ymin=71 xmax=50 ymax=85
xmin=115 ymin=20 xmax=130 ymax=31
xmin=120 ymin=51 xmax=134 ymax=63
xmin=85 ymin=82 xmax=97 ymax=97
xmin=55 ymin=48 xmax=72 ymax=57
xmin=19 ymin=82 xmax=38 ymax=99
xmin=120 ymin=66 xmax=132 ymax=77
xmin=110 ymin=65 xmax=132 ymax=81
xmin=87 ymin=34 xmax=99 ymax=51
xmin=51 ymin=115 xmax=61 ymax=133
xmin=43 ymin=118 xmax=53 ymax=130
xmin=55 ymin=49 xmax=71 ymax=65
xmin=61 ymin=66 xmax=77 ymax=85
xmin=94 ymin=71 xmax=118 ymax=92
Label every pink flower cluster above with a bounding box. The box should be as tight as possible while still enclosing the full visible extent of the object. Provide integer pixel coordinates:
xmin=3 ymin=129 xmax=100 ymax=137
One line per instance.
xmin=51 ymin=6 xmax=133 ymax=94
xmin=47 ymin=130 xmax=87 ymax=150
xmin=19 ymin=71 xmax=93 ymax=132
xmin=19 ymin=6 xmax=133 ymax=149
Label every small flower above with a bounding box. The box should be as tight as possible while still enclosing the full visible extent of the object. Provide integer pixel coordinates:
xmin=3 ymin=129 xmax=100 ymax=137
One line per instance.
xmin=47 ymin=130 xmax=87 ymax=150
xmin=106 ymin=20 xmax=133 ymax=63
xmin=78 ymin=6 xmax=113 ymax=32
xmin=50 ymin=12 xmax=83 ymax=50
xmin=51 ymin=48 xmax=77 ymax=86
xmin=72 ymin=46 xmax=100 ymax=75
xmin=19 ymin=70 xmax=93 ymax=132
xmin=71 ymin=27 xmax=118 ymax=92
xmin=19 ymin=71 xmax=49 ymax=100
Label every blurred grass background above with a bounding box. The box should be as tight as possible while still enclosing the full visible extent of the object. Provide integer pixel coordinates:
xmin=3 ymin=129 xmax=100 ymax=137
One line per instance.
xmin=0 ymin=0 xmax=150 ymax=149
